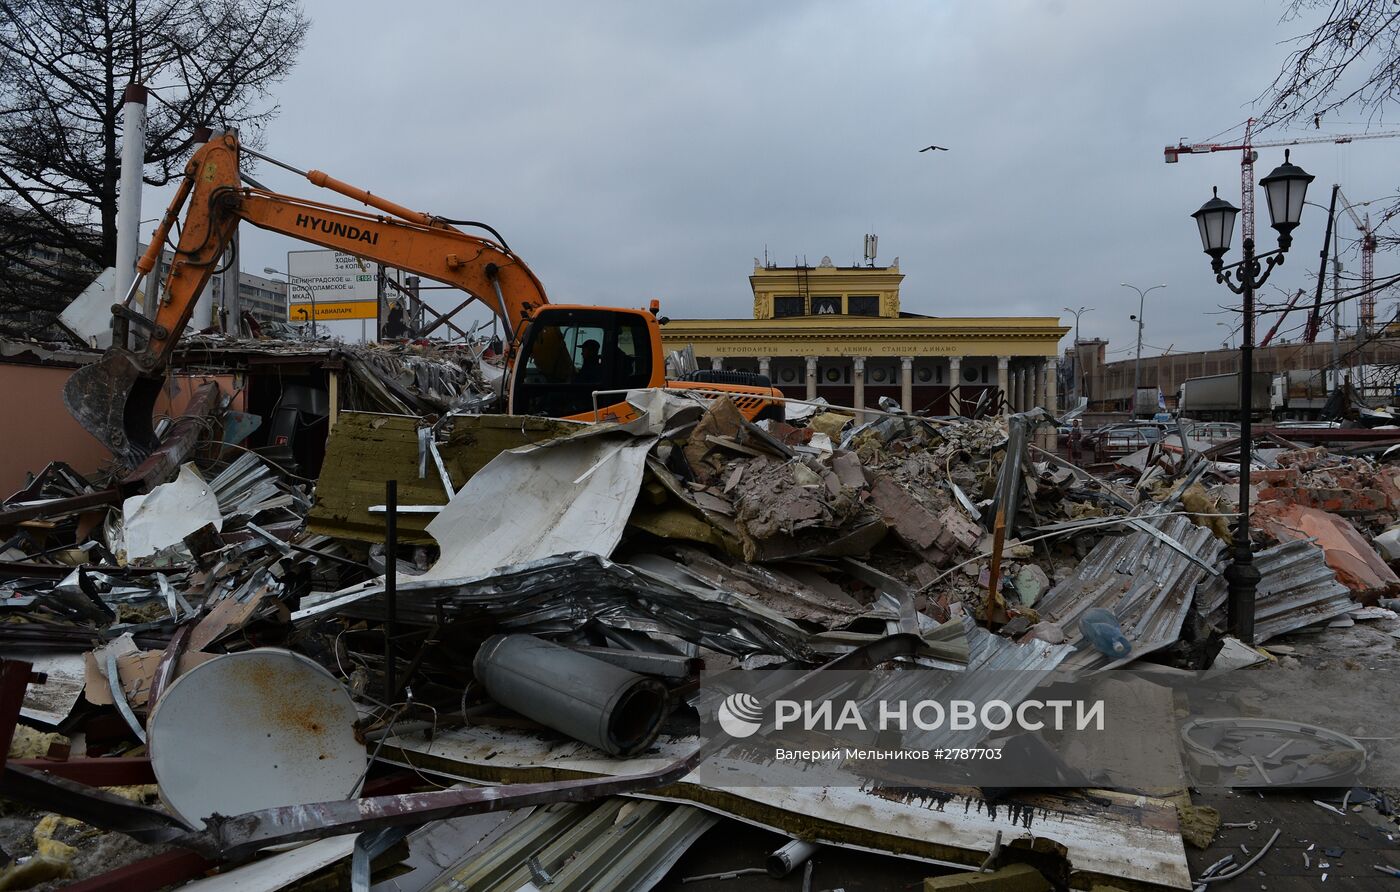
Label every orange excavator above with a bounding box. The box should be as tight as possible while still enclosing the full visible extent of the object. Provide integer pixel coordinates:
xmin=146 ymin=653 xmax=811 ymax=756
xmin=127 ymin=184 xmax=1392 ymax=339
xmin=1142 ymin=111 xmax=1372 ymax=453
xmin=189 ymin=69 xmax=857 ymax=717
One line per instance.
xmin=64 ymin=131 xmax=782 ymax=465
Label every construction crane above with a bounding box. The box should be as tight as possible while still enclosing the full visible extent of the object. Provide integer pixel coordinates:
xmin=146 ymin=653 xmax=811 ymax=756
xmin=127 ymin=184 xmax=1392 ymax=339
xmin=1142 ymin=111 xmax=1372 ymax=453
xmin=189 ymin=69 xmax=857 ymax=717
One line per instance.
xmin=1165 ymin=118 xmax=1400 ymax=245
xmin=1334 ymin=188 xmax=1379 ymax=332
xmin=1259 ymin=288 xmax=1304 ymax=346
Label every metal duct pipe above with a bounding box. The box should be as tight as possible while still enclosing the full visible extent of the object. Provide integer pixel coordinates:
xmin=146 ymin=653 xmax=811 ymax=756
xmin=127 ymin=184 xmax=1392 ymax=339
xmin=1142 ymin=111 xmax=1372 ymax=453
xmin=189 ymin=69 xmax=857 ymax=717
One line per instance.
xmin=472 ymin=635 xmax=668 ymax=757
xmin=767 ymin=839 xmax=819 ymax=877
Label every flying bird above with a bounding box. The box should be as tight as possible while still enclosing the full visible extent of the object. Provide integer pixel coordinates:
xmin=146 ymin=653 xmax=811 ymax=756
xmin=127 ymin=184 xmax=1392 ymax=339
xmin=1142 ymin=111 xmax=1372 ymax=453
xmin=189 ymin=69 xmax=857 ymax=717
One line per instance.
xmin=919 ymin=145 xmax=948 ymax=152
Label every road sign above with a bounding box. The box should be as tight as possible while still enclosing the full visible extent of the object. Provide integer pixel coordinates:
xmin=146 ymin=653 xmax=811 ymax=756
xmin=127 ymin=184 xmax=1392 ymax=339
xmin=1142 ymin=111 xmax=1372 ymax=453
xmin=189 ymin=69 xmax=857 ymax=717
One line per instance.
xmin=288 ymin=300 xmax=378 ymax=321
xmin=285 ymin=250 xmax=378 ymax=320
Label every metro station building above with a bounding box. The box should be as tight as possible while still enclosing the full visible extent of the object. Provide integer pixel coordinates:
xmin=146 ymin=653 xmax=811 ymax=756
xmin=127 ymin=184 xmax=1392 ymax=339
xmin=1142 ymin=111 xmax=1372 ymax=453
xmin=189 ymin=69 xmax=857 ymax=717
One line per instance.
xmin=661 ymin=258 xmax=1068 ymax=417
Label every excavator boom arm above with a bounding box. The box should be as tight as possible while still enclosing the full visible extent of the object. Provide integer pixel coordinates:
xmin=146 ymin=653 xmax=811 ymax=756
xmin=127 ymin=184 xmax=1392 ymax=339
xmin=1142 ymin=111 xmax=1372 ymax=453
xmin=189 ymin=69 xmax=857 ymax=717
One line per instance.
xmin=65 ymin=130 xmax=784 ymax=462
xmin=141 ymin=132 xmax=547 ymax=366
xmin=64 ymin=131 xmax=550 ymax=463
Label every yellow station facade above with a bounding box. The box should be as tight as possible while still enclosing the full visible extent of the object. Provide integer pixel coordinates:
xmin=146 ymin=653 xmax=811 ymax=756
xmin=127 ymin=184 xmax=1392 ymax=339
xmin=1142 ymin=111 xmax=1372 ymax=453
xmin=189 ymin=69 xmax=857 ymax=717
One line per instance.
xmin=661 ymin=259 xmax=1069 ymax=418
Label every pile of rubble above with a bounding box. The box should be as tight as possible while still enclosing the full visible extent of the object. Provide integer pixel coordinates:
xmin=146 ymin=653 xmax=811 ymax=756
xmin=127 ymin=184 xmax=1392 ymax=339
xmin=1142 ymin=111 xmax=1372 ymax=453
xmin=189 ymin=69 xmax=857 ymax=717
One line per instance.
xmin=2 ymin=377 xmax=1399 ymax=890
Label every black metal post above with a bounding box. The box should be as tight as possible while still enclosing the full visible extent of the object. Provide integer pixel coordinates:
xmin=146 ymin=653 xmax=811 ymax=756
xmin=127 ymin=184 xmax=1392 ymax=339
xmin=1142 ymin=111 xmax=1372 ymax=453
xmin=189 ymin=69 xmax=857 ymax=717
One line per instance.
xmin=384 ymin=479 xmax=398 ymax=702
xmin=1223 ymin=239 xmax=1261 ymax=644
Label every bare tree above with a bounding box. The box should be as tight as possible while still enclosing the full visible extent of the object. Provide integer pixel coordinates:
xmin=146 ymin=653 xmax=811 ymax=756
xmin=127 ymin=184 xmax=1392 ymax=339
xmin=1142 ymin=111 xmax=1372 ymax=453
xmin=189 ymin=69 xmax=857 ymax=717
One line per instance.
xmin=1259 ymin=0 xmax=1400 ymax=130
xmin=0 ymin=0 xmax=308 ymax=335
xmin=1258 ymin=1 xmax=1400 ymax=269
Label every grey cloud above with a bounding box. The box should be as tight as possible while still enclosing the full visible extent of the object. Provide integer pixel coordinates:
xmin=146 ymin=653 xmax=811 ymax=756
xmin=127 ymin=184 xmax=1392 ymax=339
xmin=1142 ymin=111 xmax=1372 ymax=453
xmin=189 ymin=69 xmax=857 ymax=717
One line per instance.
xmin=188 ymin=0 xmax=1393 ymax=351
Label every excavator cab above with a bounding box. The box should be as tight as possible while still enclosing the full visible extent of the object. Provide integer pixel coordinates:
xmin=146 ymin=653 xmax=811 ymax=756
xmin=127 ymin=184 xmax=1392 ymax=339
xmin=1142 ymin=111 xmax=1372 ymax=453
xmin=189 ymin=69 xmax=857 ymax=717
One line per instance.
xmin=509 ymin=307 xmax=655 ymax=419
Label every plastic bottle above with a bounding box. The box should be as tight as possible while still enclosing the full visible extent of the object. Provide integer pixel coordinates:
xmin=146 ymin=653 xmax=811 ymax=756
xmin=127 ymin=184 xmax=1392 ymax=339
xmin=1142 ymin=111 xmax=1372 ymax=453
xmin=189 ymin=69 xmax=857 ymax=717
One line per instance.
xmin=1079 ymin=607 xmax=1132 ymax=658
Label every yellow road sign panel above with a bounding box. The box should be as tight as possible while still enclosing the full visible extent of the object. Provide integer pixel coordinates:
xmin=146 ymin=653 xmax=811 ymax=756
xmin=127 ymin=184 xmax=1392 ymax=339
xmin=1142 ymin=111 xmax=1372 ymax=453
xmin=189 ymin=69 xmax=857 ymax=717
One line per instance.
xmin=289 ymin=300 xmax=377 ymax=321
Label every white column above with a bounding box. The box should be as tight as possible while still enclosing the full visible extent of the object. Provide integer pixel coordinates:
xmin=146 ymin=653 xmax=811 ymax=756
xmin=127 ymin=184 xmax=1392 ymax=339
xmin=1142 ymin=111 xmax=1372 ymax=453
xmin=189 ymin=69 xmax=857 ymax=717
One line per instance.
xmin=805 ymin=355 xmax=818 ymax=401
xmin=757 ymin=356 xmax=771 ymax=379
xmin=852 ymin=356 xmax=867 ymax=420
xmin=185 ymin=129 xmax=214 ymax=329
xmin=948 ymin=357 xmax=962 ymax=416
xmin=997 ymin=356 xmax=1011 ymax=415
xmin=219 ymin=230 xmax=239 ymax=333
xmin=1021 ymin=364 xmax=1033 ymax=412
xmin=114 ymin=83 xmax=148 ymax=309
xmin=900 ymin=356 xmax=914 ymax=413
xmin=1046 ymin=358 xmax=1059 ymax=414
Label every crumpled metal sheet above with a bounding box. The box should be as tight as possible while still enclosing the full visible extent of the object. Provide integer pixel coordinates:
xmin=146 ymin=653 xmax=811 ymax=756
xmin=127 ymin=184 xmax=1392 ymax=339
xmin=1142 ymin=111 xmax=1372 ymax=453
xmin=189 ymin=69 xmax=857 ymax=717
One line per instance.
xmin=297 ymin=551 xmax=811 ymax=659
xmin=1036 ymin=513 xmax=1225 ymax=670
xmin=877 ymin=616 xmax=1077 ymax=753
xmin=119 ymin=463 xmax=222 ymax=560
xmin=422 ymin=434 xmax=655 ymax=581
xmin=1197 ymin=538 xmax=1356 ymax=644
xmin=342 ymin=345 xmax=482 ymax=415
xmin=421 ymin=389 xmax=702 ymax=581
xmin=208 ymin=451 xmax=310 ymax=525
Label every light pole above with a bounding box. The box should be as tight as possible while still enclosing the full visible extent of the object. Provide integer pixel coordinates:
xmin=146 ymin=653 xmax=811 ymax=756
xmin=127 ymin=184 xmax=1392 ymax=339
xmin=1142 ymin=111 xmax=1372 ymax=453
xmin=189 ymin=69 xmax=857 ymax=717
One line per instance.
xmin=1121 ymin=282 xmax=1166 ymax=413
xmin=1216 ymin=322 xmax=1234 ymax=349
xmin=1062 ymin=306 xmax=1094 ymax=403
xmin=264 ymin=267 xmax=317 ymax=339
xmin=1190 ymin=149 xmax=1314 ymax=644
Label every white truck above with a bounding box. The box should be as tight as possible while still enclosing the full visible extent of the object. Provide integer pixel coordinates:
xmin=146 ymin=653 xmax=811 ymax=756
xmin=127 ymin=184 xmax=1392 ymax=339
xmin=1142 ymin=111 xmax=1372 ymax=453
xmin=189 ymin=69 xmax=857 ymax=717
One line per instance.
xmin=1131 ymin=387 xmax=1163 ymax=419
xmin=1177 ymin=372 xmax=1273 ymax=421
xmin=1270 ymin=369 xmax=1337 ymax=420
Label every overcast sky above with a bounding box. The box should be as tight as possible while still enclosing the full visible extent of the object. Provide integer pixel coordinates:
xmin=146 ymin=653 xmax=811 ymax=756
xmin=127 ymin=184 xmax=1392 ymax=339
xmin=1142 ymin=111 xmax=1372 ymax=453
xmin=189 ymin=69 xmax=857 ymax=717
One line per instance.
xmin=164 ymin=0 xmax=1398 ymax=357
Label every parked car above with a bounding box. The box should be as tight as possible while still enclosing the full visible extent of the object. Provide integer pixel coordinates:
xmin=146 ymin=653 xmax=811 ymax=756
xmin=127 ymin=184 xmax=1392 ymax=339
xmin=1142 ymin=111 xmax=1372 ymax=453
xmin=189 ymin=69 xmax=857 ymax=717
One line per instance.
xmin=1082 ymin=422 xmax=1162 ymax=456
xmin=1180 ymin=420 xmax=1240 ymax=443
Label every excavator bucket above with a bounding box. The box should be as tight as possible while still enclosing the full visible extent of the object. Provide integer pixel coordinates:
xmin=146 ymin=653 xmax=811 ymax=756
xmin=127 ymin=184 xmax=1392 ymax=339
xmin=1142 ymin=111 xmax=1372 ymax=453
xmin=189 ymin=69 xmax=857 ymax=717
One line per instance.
xmin=62 ymin=350 xmax=165 ymax=468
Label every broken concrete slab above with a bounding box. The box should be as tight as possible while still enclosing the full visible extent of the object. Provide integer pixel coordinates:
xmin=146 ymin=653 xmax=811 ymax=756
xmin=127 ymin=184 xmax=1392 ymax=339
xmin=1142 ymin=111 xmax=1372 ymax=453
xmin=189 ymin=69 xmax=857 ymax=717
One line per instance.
xmin=684 ymin=395 xmax=747 ymax=484
xmin=831 ymin=450 xmax=867 ymax=490
xmin=728 ymin=457 xmax=879 ymax=562
xmin=1013 ymin=564 xmax=1051 ymax=606
xmin=1376 ymin=525 xmax=1400 ymax=562
xmin=1256 ymin=501 xmax=1400 ymax=597
xmin=868 ymin=475 xmax=946 ymax=563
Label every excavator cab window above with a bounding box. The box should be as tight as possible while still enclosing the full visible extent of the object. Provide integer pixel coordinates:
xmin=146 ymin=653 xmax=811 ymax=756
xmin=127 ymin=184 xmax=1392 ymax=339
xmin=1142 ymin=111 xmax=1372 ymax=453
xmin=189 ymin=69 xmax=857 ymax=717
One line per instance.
xmin=513 ymin=309 xmax=652 ymax=417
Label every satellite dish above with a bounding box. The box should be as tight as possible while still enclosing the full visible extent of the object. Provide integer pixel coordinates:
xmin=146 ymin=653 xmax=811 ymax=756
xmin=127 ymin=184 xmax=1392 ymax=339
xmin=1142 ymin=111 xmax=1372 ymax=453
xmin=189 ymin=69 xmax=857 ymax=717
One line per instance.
xmin=148 ymin=649 xmax=365 ymax=828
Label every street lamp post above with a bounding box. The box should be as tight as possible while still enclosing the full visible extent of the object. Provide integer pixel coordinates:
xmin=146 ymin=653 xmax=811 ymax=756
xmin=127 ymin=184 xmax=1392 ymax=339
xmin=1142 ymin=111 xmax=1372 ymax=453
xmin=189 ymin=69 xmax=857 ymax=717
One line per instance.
xmin=1121 ymin=283 xmax=1166 ymax=414
xmin=1190 ymin=149 xmax=1314 ymax=644
xmin=264 ymin=267 xmax=317 ymax=339
xmin=1062 ymin=305 xmax=1094 ymax=403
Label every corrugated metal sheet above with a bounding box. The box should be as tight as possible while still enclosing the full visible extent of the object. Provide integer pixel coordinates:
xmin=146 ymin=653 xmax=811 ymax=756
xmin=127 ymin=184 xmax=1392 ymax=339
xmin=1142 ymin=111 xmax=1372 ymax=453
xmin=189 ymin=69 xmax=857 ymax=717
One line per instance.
xmin=295 ymin=552 xmax=811 ymax=659
xmin=379 ymin=728 xmax=1193 ymax=890
xmin=1035 ymin=514 xmax=1225 ymax=670
xmin=890 ymin=616 xmax=1078 ymax=752
xmin=1197 ymin=538 xmax=1355 ymax=643
xmin=428 ymin=798 xmax=716 ymax=892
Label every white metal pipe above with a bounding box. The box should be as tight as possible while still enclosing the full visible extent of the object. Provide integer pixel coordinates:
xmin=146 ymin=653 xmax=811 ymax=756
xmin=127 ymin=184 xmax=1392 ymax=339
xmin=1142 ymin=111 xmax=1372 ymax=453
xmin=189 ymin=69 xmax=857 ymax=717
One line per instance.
xmin=114 ymin=84 xmax=148 ymax=310
xmin=767 ymin=839 xmax=819 ymax=877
